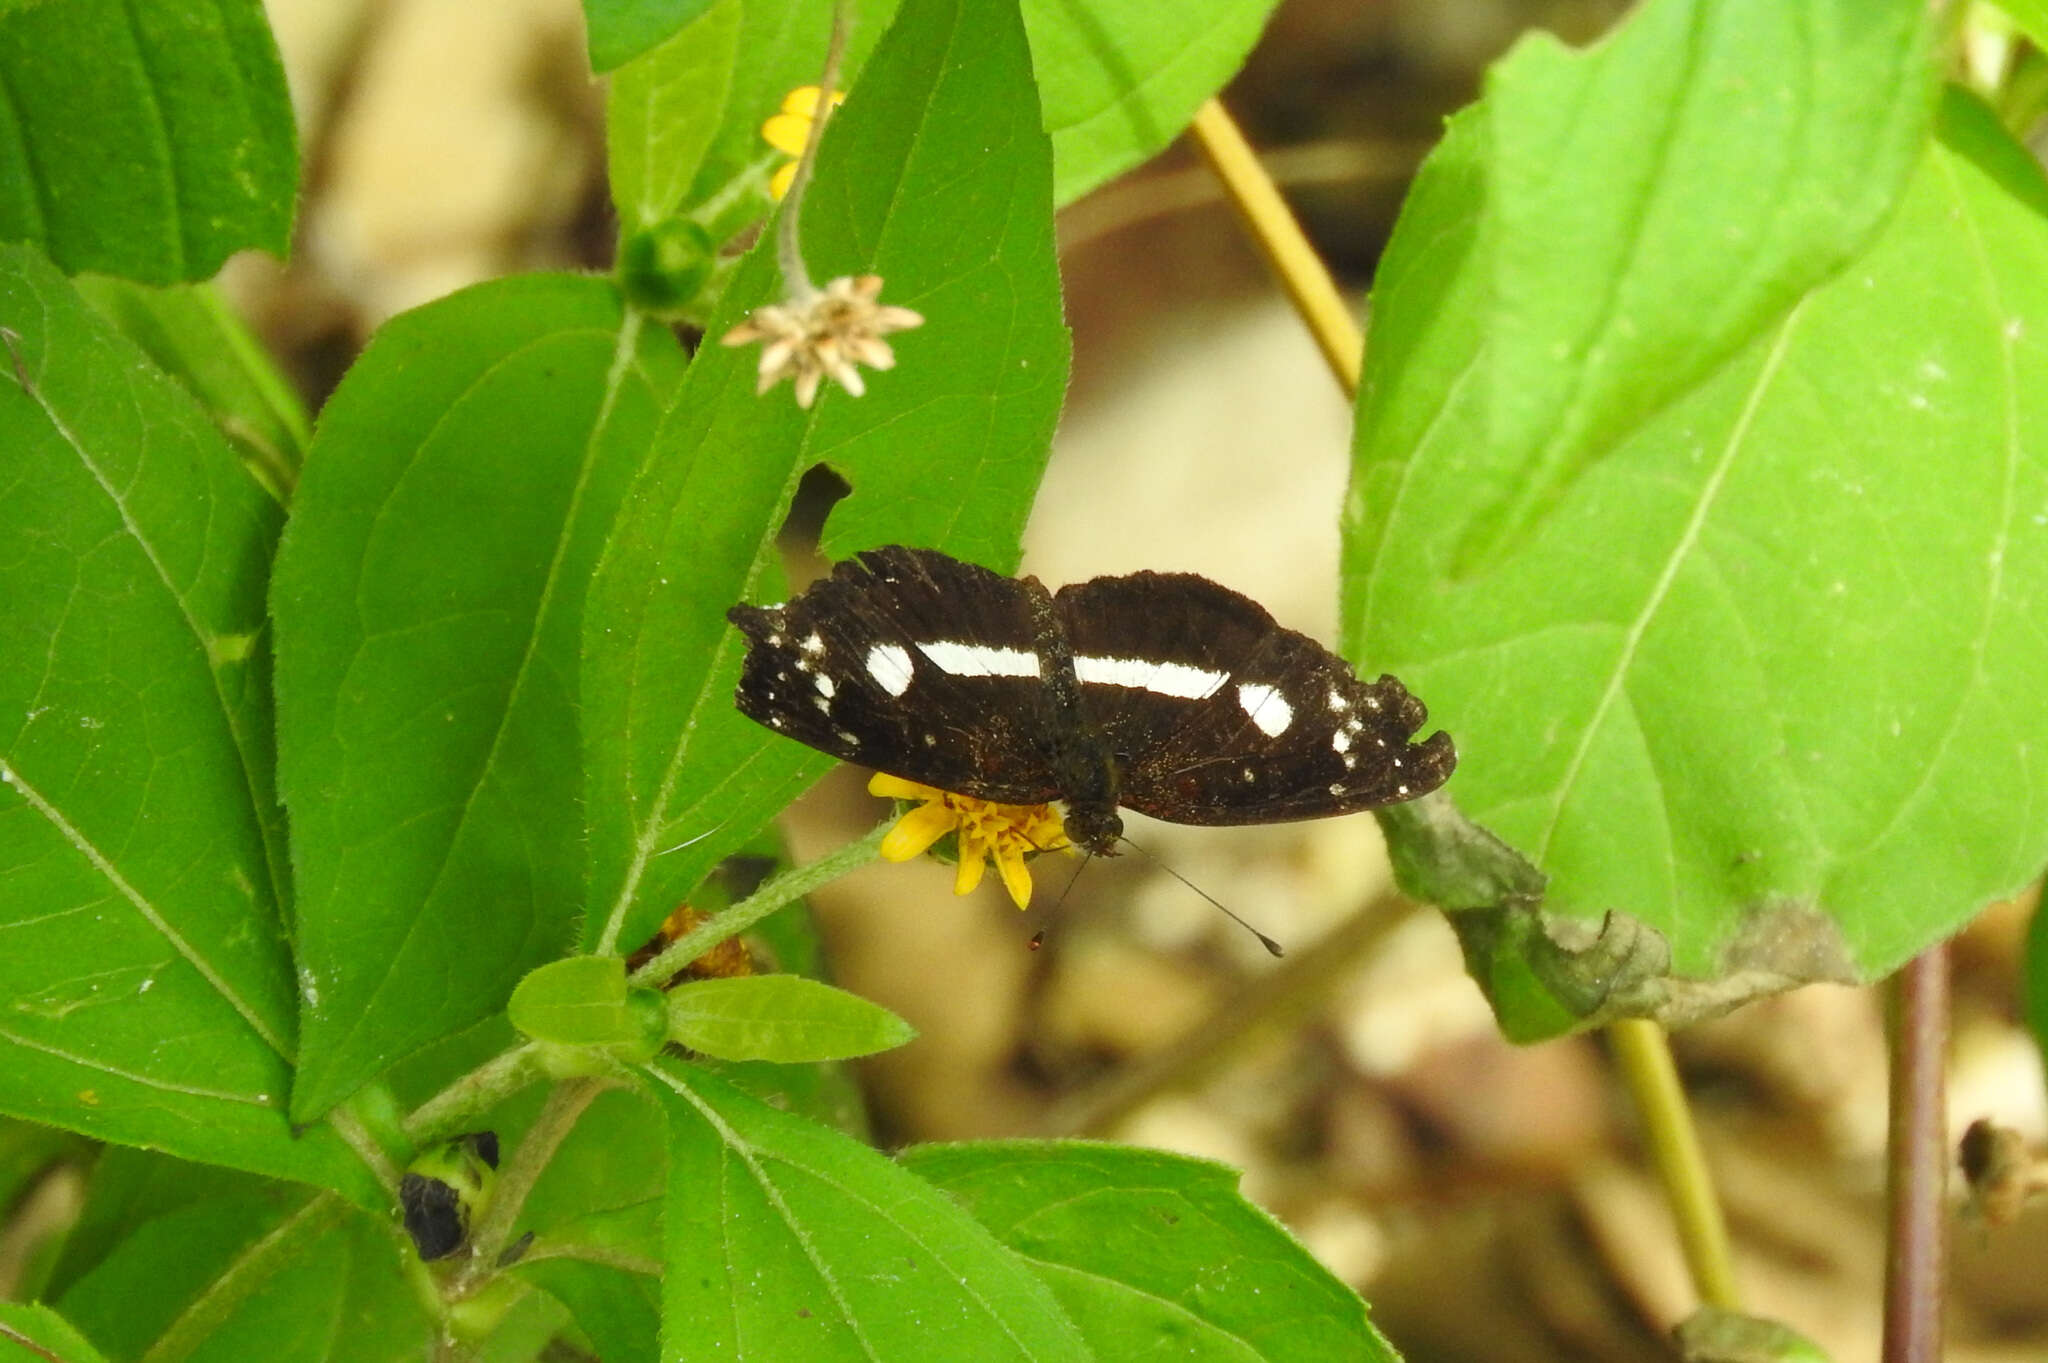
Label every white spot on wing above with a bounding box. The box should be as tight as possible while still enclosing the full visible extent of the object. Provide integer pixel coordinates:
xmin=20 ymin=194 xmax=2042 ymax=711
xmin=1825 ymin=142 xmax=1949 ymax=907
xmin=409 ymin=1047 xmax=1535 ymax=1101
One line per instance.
xmin=1332 ymin=730 xmax=1351 ymax=753
xmin=814 ymin=673 xmax=835 ymax=698
xmin=1327 ymin=689 xmax=1348 ymax=712
xmin=1237 ymin=683 xmax=1291 ymax=736
xmin=802 ymin=632 xmax=826 ymax=655
xmin=866 ymin=644 xmax=914 ymax=696
xmin=1076 ymin=655 xmax=1226 ymax=699
xmin=917 ymin=640 xmax=1041 ymax=678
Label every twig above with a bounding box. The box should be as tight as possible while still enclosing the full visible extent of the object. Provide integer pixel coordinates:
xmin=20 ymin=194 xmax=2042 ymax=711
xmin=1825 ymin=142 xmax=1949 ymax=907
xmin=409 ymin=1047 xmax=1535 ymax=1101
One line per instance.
xmin=1882 ymin=943 xmax=1950 ymax=1363
xmin=1041 ymin=894 xmax=1418 ymax=1137
xmin=1186 ymin=100 xmax=1363 ymax=394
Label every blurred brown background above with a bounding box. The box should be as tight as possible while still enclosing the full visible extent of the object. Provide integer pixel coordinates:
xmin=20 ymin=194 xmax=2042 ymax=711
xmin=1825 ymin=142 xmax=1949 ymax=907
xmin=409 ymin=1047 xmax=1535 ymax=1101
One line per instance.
xmin=228 ymin=1 xmax=2048 ymax=1358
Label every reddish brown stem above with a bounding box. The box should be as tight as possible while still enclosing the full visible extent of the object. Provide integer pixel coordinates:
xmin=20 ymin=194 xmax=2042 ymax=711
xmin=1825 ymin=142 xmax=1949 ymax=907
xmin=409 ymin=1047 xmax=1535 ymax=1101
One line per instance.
xmin=1882 ymin=942 xmax=1950 ymax=1363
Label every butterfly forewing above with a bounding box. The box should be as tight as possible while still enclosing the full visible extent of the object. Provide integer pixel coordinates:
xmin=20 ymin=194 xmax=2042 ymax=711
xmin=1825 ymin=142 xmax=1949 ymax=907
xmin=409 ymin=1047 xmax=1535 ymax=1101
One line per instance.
xmin=726 ymin=547 xmax=1068 ymax=804
xmin=1054 ymin=570 xmax=1454 ymax=824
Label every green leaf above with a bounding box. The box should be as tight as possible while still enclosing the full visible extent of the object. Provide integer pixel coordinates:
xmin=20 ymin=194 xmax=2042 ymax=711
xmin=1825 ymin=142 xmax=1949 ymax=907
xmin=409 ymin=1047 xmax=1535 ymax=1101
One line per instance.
xmin=1989 ymin=0 xmax=2048 ymax=53
xmin=1021 ymin=0 xmax=1279 ymax=204
xmin=584 ymin=0 xmax=718 ymax=72
xmin=511 ymin=1087 xmax=667 ymax=1362
xmin=674 ymin=0 xmax=901 ymax=242
xmin=649 ymin=1061 xmax=1091 ymax=1362
xmin=72 ymin=274 xmax=310 ymax=501
xmin=0 ymin=1304 xmax=107 ymax=1363
xmin=667 ymin=975 xmax=915 ymax=1061
xmin=515 ymin=1260 xmax=660 ymax=1362
xmin=581 ymin=0 xmax=1068 ymax=955
xmin=1452 ymin=0 xmax=1938 ymax=569
xmin=510 ymin=956 xmax=667 ymax=1054
xmin=903 ymin=1141 xmax=1397 ymax=1361
xmin=1673 ymin=1306 xmax=1834 ymax=1363
xmin=0 ymin=0 xmax=297 ymax=283
xmin=1345 ymin=90 xmax=2048 ymax=1037
xmin=0 ymin=244 xmax=368 ymax=1199
xmin=668 ymin=0 xmax=1273 ymax=250
xmin=53 ymin=1164 xmax=431 ymax=1363
xmin=275 ymin=275 xmax=688 ymax=1121
xmin=608 ymin=0 xmax=742 ymax=231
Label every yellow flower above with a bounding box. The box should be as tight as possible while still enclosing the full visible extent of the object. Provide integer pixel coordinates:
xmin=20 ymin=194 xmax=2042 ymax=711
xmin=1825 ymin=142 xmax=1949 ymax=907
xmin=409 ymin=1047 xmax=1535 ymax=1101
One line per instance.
xmin=763 ymin=85 xmax=846 ymax=200
xmin=868 ymin=772 xmax=1072 ymax=909
xmin=720 ymin=273 xmax=924 ymax=408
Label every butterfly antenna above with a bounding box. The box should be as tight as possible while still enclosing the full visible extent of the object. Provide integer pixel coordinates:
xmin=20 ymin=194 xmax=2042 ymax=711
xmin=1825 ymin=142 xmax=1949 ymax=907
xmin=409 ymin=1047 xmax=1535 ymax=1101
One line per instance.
xmin=1117 ymin=835 xmax=1284 ymax=958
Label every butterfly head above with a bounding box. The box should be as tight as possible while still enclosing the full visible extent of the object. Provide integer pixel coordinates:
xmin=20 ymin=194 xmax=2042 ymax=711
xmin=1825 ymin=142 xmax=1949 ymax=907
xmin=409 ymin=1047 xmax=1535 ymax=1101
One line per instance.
xmin=1060 ymin=800 xmax=1124 ymax=858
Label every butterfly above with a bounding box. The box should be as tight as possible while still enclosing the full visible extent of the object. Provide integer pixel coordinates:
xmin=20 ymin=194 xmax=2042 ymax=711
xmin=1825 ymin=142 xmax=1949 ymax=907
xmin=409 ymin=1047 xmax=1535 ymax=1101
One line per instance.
xmin=727 ymin=546 xmax=1455 ymax=856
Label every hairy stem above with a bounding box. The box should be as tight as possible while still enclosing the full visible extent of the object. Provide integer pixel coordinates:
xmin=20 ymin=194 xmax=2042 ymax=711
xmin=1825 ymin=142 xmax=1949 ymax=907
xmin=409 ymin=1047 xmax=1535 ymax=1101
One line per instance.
xmin=630 ymin=819 xmax=889 ymax=987
xmin=1883 ymin=943 xmax=1950 ymax=1363
xmin=776 ymin=0 xmax=854 ymax=300
xmin=404 ymin=1043 xmax=541 ymax=1146
xmin=451 ymin=1077 xmax=610 ymax=1300
xmin=1607 ymin=1017 xmax=1740 ymax=1310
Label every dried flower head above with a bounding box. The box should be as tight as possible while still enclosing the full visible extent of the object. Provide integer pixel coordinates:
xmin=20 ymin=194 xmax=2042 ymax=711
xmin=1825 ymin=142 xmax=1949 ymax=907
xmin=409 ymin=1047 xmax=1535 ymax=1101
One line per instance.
xmin=721 ymin=274 xmax=924 ymax=408
xmin=762 ymin=85 xmax=846 ymax=200
xmin=868 ymin=772 xmax=1072 ymax=909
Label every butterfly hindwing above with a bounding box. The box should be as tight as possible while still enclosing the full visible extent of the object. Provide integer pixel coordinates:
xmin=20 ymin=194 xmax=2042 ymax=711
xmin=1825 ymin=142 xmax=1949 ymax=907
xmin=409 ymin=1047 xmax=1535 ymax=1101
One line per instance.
xmin=1054 ymin=570 xmax=1453 ymax=824
xmin=727 ymin=547 xmax=1068 ymax=804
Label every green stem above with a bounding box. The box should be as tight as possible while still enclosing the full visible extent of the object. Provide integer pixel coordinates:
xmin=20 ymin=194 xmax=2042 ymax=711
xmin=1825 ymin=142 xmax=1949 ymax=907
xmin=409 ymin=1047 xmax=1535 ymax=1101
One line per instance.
xmin=403 ymin=1043 xmax=542 ymax=1145
xmin=774 ymin=0 xmax=853 ymax=300
xmin=631 ymin=820 xmax=890 ymax=987
xmin=450 ymin=1078 xmax=610 ymax=1300
xmin=329 ymin=1104 xmax=402 ymax=1196
xmin=1607 ymin=1017 xmax=1740 ymax=1310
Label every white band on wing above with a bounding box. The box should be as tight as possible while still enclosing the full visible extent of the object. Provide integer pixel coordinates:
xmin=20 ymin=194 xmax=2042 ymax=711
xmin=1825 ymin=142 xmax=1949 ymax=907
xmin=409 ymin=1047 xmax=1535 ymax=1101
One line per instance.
xmin=916 ymin=640 xmax=1043 ymax=678
xmin=1075 ymin=655 xmax=1227 ymax=699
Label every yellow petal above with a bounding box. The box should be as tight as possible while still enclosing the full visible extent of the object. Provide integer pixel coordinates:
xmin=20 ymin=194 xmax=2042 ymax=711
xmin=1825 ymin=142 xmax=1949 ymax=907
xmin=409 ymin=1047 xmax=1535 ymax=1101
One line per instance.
xmin=763 ymin=110 xmax=812 ymax=156
xmin=869 ymin=772 xmax=944 ymax=801
xmin=782 ymin=85 xmax=823 ymax=116
xmin=994 ymin=844 xmax=1034 ymax=910
xmin=768 ymin=161 xmax=798 ymax=200
xmin=952 ymin=850 xmax=987 ymax=897
xmin=879 ymin=803 xmax=957 ymax=863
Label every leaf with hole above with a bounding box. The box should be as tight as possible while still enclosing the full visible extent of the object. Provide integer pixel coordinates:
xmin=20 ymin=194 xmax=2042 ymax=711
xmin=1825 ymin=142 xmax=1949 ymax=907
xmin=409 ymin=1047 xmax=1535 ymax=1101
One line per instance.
xmin=275 ymin=275 xmax=687 ymax=1120
xmin=580 ymin=0 xmax=1068 ymax=958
